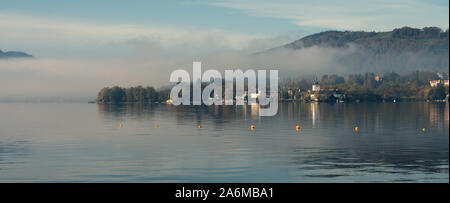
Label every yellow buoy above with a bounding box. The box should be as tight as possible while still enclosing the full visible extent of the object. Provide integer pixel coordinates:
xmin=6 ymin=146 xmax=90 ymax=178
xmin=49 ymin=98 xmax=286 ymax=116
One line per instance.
xmin=422 ymin=128 xmax=426 ymax=132
xmin=120 ymin=123 xmax=124 ymax=128
xmin=296 ymin=125 xmax=301 ymax=131
xmin=198 ymin=125 xmax=202 ymax=129
xmin=251 ymin=125 xmax=255 ymax=131
xmin=354 ymin=126 xmax=359 ymax=132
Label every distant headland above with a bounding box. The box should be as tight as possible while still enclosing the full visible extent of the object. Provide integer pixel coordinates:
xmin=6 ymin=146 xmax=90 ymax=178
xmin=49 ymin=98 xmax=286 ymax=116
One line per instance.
xmin=0 ymin=49 xmax=34 ymax=59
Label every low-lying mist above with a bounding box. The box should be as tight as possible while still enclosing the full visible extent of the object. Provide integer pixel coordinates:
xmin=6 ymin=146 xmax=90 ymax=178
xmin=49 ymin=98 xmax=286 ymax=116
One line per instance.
xmin=0 ymin=39 xmax=448 ymax=102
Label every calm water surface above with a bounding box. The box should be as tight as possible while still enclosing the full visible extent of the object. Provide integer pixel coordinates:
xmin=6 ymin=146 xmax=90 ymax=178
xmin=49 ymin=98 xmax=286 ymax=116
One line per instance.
xmin=0 ymin=102 xmax=448 ymax=182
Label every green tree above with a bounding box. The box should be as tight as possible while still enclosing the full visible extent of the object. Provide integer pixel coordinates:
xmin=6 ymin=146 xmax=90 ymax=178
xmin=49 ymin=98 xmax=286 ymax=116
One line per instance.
xmin=427 ymin=85 xmax=446 ymax=100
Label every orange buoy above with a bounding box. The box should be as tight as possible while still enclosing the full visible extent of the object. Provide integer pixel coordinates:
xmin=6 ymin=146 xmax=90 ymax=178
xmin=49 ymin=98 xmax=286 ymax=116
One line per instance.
xmin=120 ymin=123 xmax=124 ymax=127
xmin=251 ymin=124 xmax=255 ymax=131
xmin=155 ymin=124 xmax=159 ymax=128
xmin=296 ymin=125 xmax=301 ymax=131
xmin=354 ymin=126 xmax=359 ymax=132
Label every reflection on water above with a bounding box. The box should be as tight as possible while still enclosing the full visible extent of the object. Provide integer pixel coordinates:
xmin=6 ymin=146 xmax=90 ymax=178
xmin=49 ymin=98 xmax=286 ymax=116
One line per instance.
xmin=0 ymin=102 xmax=448 ymax=182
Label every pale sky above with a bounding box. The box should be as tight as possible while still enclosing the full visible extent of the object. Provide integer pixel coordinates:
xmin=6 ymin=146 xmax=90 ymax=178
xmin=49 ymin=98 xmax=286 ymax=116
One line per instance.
xmin=0 ymin=0 xmax=448 ymax=57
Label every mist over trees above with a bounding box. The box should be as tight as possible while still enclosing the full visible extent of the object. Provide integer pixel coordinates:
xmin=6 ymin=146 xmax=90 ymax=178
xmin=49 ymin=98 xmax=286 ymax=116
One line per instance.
xmin=280 ymin=27 xmax=449 ymax=73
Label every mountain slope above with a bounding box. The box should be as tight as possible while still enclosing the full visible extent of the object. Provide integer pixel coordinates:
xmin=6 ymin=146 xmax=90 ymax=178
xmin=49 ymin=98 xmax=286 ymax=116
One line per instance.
xmin=284 ymin=27 xmax=448 ymax=52
xmin=279 ymin=27 xmax=449 ymax=73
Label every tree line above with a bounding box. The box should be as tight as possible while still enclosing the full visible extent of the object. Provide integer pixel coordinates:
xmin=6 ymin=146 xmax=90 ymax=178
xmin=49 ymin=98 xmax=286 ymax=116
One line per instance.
xmin=96 ymin=86 xmax=170 ymax=104
xmin=280 ymin=71 xmax=449 ymax=102
xmin=97 ymin=71 xmax=449 ymax=103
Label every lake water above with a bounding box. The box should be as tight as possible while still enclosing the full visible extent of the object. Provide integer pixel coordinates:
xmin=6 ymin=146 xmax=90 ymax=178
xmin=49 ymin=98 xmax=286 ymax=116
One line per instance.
xmin=0 ymin=102 xmax=448 ymax=182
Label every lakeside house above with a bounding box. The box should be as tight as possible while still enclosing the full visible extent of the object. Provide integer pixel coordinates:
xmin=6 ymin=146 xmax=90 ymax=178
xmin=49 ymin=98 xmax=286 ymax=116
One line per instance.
xmin=309 ymin=80 xmax=321 ymax=101
xmin=309 ymin=81 xmax=345 ymax=102
xmin=430 ymin=80 xmax=449 ymax=87
xmin=250 ymin=90 xmax=261 ymax=99
xmin=375 ymin=75 xmax=382 ymax=82
xmin=312 ymin=81 xmax=321 ymax=92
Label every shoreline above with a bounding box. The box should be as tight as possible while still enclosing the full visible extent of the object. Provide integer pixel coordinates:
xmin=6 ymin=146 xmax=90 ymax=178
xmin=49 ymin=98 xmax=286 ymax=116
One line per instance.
xmin=93 ymin=99 xmax=449 ymax=105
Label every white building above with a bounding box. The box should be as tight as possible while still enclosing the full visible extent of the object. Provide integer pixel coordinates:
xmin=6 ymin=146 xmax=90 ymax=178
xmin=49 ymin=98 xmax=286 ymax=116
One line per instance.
xmin=430 ymin=80 xmax=450 ymax=87
xmin=312 ymin=82 xmax=320 ymax=92
xmin=250 ymin=90 xmax=262 ymax=99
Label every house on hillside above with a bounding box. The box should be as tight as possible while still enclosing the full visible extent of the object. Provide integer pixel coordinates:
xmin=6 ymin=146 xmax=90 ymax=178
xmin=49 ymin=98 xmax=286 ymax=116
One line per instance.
xmin=430 ymin=80 xmax=449 ymax=87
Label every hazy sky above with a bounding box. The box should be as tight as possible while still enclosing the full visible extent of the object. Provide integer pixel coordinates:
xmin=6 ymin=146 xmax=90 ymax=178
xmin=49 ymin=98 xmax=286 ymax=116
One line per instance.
xmin=1 ymin=0 xmax=448 ymax=57
xmin=0 ymin=0 xmax=449 ymax=100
